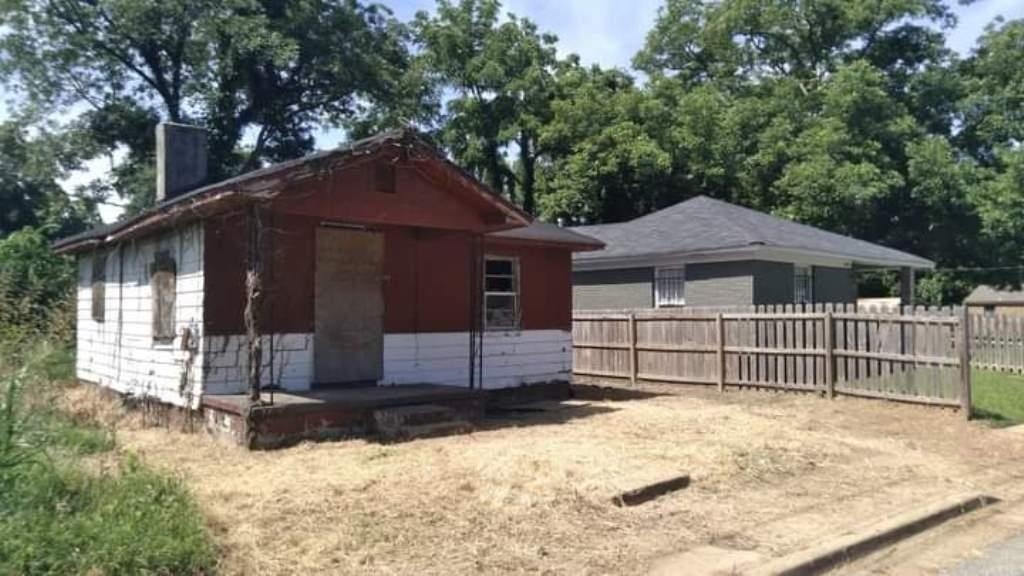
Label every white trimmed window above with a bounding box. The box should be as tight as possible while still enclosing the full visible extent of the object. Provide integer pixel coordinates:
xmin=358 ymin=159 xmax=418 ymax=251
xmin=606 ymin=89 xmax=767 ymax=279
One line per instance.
xmin=794 ymin=265 xmax=814 ymax=304
xmin=655 ymin=266 xmax=686 ymax=307
xmin=484 ymin=256 xmax=519 ymax=330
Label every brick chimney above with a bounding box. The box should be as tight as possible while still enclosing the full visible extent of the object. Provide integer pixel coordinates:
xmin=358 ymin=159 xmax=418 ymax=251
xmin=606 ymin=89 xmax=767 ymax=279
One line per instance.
xmin=155 ymin=122 xmax=208 ymax=203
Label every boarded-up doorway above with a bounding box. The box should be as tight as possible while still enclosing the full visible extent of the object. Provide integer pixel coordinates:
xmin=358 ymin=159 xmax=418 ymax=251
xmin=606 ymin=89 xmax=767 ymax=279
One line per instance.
xmin=314 ymin=226 xmax=384 ymax=385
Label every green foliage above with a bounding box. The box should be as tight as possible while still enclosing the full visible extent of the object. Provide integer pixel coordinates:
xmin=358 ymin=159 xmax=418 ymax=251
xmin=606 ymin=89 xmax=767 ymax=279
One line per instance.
xmin=0 ymin=0 xmax=423 ymax=211
xmin=0 ymin=122 xmax=98 ymax=238
xmin=413 ymin=0 xmax=558 ymax=211
xmin=0 ymin=346 xmax=214 ymax=576
xmin=0 ymin=456 xmax=216 ymax=575
xmin=0 ymin=228 xmax=76 ymax=347
xmin=536 ymin=64 xmax=672 ymax=222
xmin=1 ymin=0 xmax=1023 ymax=304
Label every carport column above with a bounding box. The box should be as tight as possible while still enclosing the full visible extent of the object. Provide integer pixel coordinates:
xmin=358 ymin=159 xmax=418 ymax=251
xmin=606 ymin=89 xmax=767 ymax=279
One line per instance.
xmin=899 ymin=267 xmax=915 ymax=306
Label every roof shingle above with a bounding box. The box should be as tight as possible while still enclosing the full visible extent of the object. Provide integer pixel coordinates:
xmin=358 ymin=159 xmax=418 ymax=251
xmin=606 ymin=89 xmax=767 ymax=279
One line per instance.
xmin=570 ymin=195 xmax=932 ymax=268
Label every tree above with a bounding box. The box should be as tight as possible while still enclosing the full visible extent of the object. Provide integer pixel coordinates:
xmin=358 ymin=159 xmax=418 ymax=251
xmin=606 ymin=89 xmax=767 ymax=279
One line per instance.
xmin=958 ymin=19 xmax=1024 ymax=163
xmin=632 ymin=0 xmax=986 ymax=300
xmin=413 ymin=0 xmax=558 ymax=212
xmin=535 ymin=63 xmax=672 ymax=223
xmin=0 ymin=122 xmax=97 ymax=239
xmin=0 ymin=0 xmax=423 ymax=212
xmin=0 ymin=227 xmax=76 ymax=338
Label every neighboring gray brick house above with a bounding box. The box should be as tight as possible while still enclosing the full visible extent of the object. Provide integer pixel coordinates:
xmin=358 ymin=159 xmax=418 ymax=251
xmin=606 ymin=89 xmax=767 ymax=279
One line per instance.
xmin=571 ymin=196 xmax=932 ymax=309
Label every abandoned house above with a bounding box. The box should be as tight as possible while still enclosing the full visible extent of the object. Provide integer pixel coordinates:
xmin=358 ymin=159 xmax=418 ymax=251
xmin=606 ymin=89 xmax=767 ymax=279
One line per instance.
xmin=54 ymin=125 xmax=603 ymax=419
xmin=570 ymin=196 xmax=933 ymax=310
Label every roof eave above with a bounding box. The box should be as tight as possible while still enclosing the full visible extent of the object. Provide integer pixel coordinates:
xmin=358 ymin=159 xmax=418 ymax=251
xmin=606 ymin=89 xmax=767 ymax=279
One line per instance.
xmin=54 ymin=129 xmax=533 ymax=253
xmin=573 ymin=244 xmax=934 ymax=270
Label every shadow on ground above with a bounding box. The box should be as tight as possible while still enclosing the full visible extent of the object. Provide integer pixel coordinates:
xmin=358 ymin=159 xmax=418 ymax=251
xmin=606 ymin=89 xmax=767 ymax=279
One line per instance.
xmin=570 ymin=383 xmax=670 ymax=402
xmin=481 ymin=400 xmax=618 ymax=429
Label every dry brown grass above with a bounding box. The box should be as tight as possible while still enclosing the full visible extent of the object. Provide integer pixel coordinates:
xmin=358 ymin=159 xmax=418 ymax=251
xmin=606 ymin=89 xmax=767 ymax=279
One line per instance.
xmin=72 ymin=380 xmax=1024 ymax=576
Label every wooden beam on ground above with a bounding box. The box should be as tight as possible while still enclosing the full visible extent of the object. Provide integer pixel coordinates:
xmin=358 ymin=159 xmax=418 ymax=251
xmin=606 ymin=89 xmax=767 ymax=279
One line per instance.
xmin=612 ymin=474 xmax=691 ymax=507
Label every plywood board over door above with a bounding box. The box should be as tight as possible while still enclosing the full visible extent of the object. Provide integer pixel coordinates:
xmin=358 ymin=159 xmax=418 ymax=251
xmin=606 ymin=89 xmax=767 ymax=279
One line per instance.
xmin=314 ymin=226 xmax=384 ymax=385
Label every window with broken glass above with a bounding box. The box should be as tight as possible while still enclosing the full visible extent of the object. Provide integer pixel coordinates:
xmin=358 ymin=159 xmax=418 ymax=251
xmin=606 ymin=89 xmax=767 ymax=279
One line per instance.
xmin=484 ymin=256 xmax=519 ymax=330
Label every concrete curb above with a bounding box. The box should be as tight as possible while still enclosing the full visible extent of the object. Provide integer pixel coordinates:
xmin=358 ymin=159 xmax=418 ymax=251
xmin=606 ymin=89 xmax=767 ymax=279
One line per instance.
xmin=747 ymin=492 xmax=997 ymax=576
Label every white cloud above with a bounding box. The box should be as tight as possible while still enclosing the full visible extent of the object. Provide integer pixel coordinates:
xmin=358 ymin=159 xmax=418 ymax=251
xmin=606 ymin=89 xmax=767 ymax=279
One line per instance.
xmin=948 ymin=0 xmax=1024 ymax=54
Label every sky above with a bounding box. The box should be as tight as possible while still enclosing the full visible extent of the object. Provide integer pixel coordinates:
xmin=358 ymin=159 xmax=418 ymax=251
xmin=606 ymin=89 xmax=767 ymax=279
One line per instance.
xmin=24 ymin=0 xmax=1024 ymax=221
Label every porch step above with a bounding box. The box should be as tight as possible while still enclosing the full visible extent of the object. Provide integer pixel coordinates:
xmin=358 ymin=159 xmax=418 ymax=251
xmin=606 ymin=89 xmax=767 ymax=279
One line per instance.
xmin=378 ymin=420 xmax=474 ymax=442
xmin=372 ymin=404 xmax=473 ymax=441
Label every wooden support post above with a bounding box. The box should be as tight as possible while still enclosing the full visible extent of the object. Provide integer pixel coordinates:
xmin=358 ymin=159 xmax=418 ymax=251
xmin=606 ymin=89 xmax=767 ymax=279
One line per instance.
xmin=960 ymin=306 xmax=973 ymax=419
xmin=716 ymin=313 xmax=725 ymax=392
xmin=245 ymin=204 xmax=264 ymax=405
xmin=824 ymin=311 xmax=834 ymax=398
xmin=628 ymin=313 xmax=637 ymax=384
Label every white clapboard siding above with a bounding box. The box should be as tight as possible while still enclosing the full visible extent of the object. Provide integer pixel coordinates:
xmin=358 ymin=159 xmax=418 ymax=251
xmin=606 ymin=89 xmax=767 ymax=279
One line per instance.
xmin=75 ymin=223 xmax=205 ymax=407
xmin=200 ymin=329 xmax=572 ymax=393
xmin=202 ymin=333 xmax=314 ymax=394
xmin=382 ymin=330 xmax=572 ymax=389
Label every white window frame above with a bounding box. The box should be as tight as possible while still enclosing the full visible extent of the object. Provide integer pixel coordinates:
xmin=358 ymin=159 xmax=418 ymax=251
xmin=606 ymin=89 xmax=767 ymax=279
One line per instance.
xmin=794 ymin=265 xmax=814 ymax=304
xmin=655 ymin=266 xmax=686 ymax=307
xmin=483 ymin=255 xmax=520 ymax=331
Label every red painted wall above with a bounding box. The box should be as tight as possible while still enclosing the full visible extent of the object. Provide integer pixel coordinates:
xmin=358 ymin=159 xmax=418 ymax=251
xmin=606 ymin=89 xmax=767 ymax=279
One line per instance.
xmin=204 ymin=160 xmax=573 ymax=336
xmin=273 ymin=159 xmax=503 ymax=232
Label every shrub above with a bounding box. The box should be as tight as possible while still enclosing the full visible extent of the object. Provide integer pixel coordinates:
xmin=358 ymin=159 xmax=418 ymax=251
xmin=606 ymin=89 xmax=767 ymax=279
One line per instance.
xmin=0 ymin=456 xmax=217 ymax=575
xmin=0 ymin=347 xmax=216 ymax=575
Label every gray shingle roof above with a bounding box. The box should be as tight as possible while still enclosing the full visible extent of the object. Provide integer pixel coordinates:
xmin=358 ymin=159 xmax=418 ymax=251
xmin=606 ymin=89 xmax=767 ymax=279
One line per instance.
xmin=571 ymin=195 xmax=933 ymax=268
xmin=964 ymin=285 xmax=1024 ymax=305
xmin=488 ymin=221 xmax=603 ymax=249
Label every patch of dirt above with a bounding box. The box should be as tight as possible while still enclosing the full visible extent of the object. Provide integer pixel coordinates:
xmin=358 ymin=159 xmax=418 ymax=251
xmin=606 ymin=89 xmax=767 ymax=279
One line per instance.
xmin=72 ymin=380 xmax=1024 ymax=575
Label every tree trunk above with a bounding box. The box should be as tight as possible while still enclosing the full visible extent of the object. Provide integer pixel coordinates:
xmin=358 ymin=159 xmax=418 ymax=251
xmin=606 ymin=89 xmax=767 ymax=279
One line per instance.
xmin=245 ymin=205 xmax=264 ymax=404
xmin=519 ymin=134 xmax=536 ymax=214
xmin=486 ymin=140 xmax=504 ymax=195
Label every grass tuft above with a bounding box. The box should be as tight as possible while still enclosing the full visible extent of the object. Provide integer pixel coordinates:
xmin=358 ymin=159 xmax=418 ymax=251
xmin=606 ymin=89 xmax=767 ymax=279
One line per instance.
xmin=0 ymin=344 xmax=216 ymax=575
xmin=0 ymin=456 xmax=216 ymax=575
xmin=972 ymin=370 xmax=1024 ymax=425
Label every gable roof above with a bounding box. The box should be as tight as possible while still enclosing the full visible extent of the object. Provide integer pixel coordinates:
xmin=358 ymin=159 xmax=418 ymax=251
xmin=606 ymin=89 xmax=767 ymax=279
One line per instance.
xmin=965 ymin=285 xmax=1024 ymax=305
xmin=54 ymin=129 xmax=536 ymax=254
xmin=571 ymin=195 xmax=933 ymax=269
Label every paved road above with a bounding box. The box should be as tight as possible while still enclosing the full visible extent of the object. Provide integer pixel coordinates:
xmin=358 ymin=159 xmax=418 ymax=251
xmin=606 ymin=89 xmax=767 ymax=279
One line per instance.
xmin=949 ymin=532 xmax=1024 ymax=575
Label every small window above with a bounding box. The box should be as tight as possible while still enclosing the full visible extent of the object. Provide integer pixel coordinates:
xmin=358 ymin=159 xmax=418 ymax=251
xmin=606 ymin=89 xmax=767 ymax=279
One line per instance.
xmin=151 ymin=251 xmax=176 ymax=343
xmin=484 ymin=256 xmax=519 ymax=330
xmin=794 ymin=265 xmax=814 ymax=304
xmin=91 ymin=251 xmax=106 ymax=322
xmin=984 ymin=305 xmax=996 ymax=317
xmin=374 ymin=162 xmax=396 ymax=193
xmin=655 ymin=267 xmax=686 ymax=307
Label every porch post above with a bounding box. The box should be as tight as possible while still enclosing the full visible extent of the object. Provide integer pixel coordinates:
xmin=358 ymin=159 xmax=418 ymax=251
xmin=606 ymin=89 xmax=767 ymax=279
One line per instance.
xmin=899 ymin=267 xmax=915 ymax=306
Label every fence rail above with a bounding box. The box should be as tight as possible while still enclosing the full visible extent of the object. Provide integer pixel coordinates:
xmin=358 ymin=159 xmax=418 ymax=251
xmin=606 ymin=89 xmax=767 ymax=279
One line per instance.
xmin=970 ymin=313 xmax=1024 ymax=374
xmin=572 ymin=304 xmax=969 ymax=412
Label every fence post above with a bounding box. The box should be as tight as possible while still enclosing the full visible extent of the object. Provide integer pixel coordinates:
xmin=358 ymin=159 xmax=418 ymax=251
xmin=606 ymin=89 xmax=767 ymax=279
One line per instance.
xmin=716 ymin=313 xmax=725 ymax=392
xmin=628 ymin=313 xmax=637 ymax=384
xmin=824 ymin=311 xmax=834 ymax=399
xmin=960 ymin=306 xmax=972 ymax=419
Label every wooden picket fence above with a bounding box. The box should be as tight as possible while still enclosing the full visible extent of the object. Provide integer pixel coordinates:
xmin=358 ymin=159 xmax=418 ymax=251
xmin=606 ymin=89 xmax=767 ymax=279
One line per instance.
xmin=809 ymin=303 xmax=1024 ymax=375
xmin=969 ymin=314 xmax=1024 ymax=374
xmin=572 ymin=303 xmax=971 ymax=413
